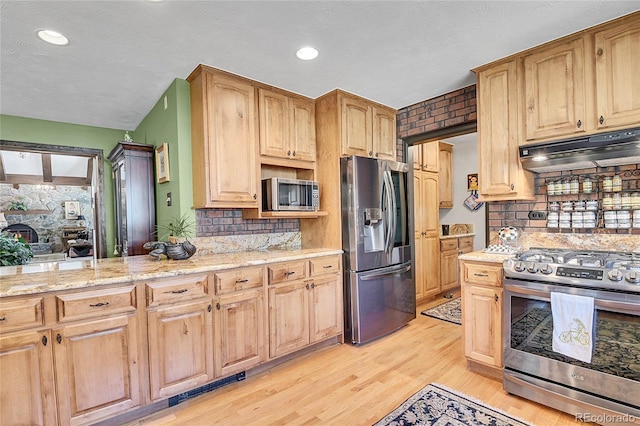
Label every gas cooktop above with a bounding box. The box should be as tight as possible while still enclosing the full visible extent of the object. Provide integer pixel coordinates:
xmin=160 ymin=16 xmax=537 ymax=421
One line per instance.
xmin=503 ymin=247 xmax=640 ymax=293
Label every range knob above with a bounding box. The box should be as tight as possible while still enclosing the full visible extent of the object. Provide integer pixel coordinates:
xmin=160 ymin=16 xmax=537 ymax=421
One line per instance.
xmin=527 ymin=263 xmax=539 ymax=273
xmin=607 ymin=269 xmax=624 ymax=282
xmin=625 ymin=270 xmax=640 ymax=284
xmin=540 ymin=263 xmax=553 ymax=275
xmin=514 ymin=261 xmax=526 ymax=272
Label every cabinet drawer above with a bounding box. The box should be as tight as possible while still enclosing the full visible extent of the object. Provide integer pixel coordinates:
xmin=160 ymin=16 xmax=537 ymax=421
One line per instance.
xmin=0 ymin=297 xmax=44 ymax=333
xmin=214 ymin=267 xmax=264 ymax=294
xmin=146 ymin=274 xmax=210 ymax=306
xmin=440 ymin=239 xmax=458 ymax=251
xmin=309 ymin=256 xmax=341 ymax=277
xmin=458 ymin=237 xmax=474 ymax=252
xmin=56 ymin=286 xmax=137 ymax=322
xmin=461 ymin=262 xmax=503 ymax=287
xmin=268 ymin=260 xmax=308 ymax=284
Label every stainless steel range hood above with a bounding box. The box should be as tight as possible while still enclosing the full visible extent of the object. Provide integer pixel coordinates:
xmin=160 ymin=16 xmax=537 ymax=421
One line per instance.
xmin=519 ymin=127 xmax=640 ymax=173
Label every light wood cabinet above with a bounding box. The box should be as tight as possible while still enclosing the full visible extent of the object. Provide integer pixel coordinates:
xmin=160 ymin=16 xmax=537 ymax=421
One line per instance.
xmin=409 ymin=142 xmax=438 ymax=172
xmin=258 ymin=88 xmax=316 ymax=165
xmin=268 ymin=256 xmax=342 ymax=358
xmin=414 ymin=171 xmax=440 ymax=301
xmin=317 ymin=89 xmax=396 ymax=160
xmin=188 ymin=65 xmax=259 ymax=208
xmin=438 ymin=142 xmax=453 ymax=208
xmin=440 ymin=236 xmax=473 ymax=292
xmin=53 ymin=313 xmax=140 ymax=426
xmin=475 ymin=59 xmax=535 ymax=201
xmin=147 ymin=299 xmax=214 ymax=400
xmin=214 ymin=288 xmax=265 ymax=377
xmin=594 ymin=18 xmax=640 ymax=130
xmin=524 ymin=37 xmax=587 ymax=141
xmin=0 ymin=329 xmax=57 ymax=426
xmin=460 ymin=260 xmax=503 ymax=378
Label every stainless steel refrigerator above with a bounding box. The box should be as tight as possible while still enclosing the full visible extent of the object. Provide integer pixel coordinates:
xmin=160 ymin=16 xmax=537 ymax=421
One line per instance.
xmin=341 ymin=156 xmax=415 ymax=345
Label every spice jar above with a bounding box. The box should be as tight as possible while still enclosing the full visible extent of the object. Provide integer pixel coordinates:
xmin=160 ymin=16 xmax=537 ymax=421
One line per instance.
xmin=613 ymin=174 xmax=623 ymax=192
xmin=582 ymin=177 xmax=592 ymax=194
xmin=562 ymin=179 xmax=571 ymax=195
xmin=546 ymin=180 xmax=556 ymax=195
xmin=632 ymin=192 xmax=640 ymax=210
xmin=602 ymin=194 xmax=613 ymax=210
xmin=570 ymin=177 xmax=580 ymax=195
xmin=603 ymin=176 xmax=613 ymax=192
xmin=613 ymin=193 xmax=622 ymax=210
xmin=621 ymin=193 xmax=632 ymax=210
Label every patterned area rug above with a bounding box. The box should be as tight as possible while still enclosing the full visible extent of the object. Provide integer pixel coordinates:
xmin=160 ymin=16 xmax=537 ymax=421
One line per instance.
xmin=374 ymin=383 xmax=532 ymax=426
xmin=421 ymin=297 xmax=461 ymax=325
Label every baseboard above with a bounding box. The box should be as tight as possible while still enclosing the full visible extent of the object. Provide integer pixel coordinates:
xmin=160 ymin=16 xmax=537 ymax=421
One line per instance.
xmin=466 ymin=359 xmax=503 ymax=381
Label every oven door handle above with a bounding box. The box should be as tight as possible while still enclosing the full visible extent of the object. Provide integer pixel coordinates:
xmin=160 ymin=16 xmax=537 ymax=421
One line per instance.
xmin=505 ymin=282 xmax=640 ymax=316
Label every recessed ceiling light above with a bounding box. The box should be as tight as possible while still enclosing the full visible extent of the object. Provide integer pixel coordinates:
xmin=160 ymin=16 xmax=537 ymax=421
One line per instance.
xmin=295 ymin=46 xmax=319 ymax=61
xmin=37 ymin=29 xmax=69 ymax=46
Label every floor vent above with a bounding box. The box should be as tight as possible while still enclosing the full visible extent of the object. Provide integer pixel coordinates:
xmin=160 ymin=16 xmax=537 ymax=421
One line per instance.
xmin=168 ymin=372 xmax=246 ymax=407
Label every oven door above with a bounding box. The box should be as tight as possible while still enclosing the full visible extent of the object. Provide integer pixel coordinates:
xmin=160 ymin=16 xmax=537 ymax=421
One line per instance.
xmin=503 ymin=279 xmax=640 ymax=412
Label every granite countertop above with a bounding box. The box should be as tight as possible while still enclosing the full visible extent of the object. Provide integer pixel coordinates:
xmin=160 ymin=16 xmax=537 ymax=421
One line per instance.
xmin=457 ymin=250 xmax=515 ymax=264
xmin=0 ymin=248 xmax=343 ymax=298
xmin=440 ymin=232 xmax=475 ymax=240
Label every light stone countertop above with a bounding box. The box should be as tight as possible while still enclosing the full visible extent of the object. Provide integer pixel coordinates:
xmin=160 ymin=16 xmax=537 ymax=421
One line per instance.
xmin=0 ymin=248 xmax=343 ymax=298
xmin=440 ymin=233 xmax=475 ymax=240
xmin=457 ymin=250 xmax=515 ymax=264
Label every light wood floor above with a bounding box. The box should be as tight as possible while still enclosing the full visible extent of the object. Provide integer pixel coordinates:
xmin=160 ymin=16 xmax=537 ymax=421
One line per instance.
xmin=130 ymin=296 xmax=582 ymax=426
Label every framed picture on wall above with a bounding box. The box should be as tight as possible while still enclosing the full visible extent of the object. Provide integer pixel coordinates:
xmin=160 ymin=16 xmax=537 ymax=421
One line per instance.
xmin=65 ymin=200 xmax=80 ymax=220
xmin=156 ymin=142 xmax=170 ymax=183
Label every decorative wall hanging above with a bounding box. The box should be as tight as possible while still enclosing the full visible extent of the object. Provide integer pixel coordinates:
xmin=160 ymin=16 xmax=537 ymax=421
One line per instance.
xmin=464 ymin=173 xmax=483 ymax=211
xmin=155 ymin=142 xmax=170 ymax=183
xmin=65 ymin=200 xmax=80 ymax=219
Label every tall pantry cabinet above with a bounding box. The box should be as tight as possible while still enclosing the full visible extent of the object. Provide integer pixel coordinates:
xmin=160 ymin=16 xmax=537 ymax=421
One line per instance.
xmin=108 ymin=142 xmax=156 ymax=256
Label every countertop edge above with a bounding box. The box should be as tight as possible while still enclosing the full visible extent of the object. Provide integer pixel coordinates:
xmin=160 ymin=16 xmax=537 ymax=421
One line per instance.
xmin=458 ymin=250 xmax=514 ymax=264
xmin=1 ymin=248 xmax=344 ymax=298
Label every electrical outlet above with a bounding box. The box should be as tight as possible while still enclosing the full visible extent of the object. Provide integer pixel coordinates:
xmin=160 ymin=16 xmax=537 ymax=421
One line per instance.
xmin=528 ymin=210 xmax=547 ymax=220
xmin=166 ymin=192 xmax=172 ymax=206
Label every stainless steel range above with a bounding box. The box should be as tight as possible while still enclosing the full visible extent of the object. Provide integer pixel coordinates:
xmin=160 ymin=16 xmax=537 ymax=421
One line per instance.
xmin=503 ymin=248 xmax=640 ymax=425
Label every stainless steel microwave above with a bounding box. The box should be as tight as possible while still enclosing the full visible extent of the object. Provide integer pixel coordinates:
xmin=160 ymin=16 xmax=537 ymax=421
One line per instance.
xmin=262 ymin=178 xmax=319 ymax=212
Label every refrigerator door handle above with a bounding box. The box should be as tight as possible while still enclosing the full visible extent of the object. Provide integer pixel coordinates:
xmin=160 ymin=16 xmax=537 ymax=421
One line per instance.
xmin=382 ymin=169 xmax=395 ymax=256
xmin=358 ymin=262 xmax=412 ymax=280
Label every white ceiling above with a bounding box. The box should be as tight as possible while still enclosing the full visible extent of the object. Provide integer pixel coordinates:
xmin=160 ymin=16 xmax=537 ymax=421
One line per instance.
xmin=1 ymin=1 xmax=638 ymax=131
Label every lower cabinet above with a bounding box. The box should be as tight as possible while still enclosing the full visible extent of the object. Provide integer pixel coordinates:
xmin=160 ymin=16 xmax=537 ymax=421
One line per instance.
xmin=214 ymin=289 xmax=265 ymax=377
xmin=0 ymin=254 xmax=342 ymax=425
xmin=53 ymin=313 xmax=140 ymax=426
xmin=440 ymin=236 xmax=474 ymax=292
xmin=147 ymin=300 xmax=214 ymax=400
xmin=268 ymin=255 xmax=342 ymax=359
xmin=460 ymin=259 xmax=503 ymax=378
xmin=0 ymin=329 xmax=57 ymax=426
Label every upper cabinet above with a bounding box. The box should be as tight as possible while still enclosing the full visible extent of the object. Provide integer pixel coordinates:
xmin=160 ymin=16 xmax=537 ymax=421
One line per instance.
xmin=326 ymin=90 xmax=396 ymax=160
xmin=475 ymin=60 xmax=535 ymax=201
xmin=410 ymin=142 xmax=439 ymax=172
xmin=258 ymin=88 xmax=316 ymax=166
xmin=594 ymin=19 xmax=640 ymax=130
xmin=523 ymin=37 xmax=587 ymax=141
xmin=188 ymin=66 xmax=259 ymax=208
xmin=522 ymin=13 xmax=640 ymax=143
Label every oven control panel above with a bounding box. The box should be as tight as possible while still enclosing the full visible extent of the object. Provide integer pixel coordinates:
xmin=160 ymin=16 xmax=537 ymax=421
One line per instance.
xmin=556 ymin=267 xmax=604 ymax=281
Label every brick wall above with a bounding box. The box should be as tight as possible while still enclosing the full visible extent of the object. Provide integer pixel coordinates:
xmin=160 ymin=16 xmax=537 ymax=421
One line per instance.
xmin=196 ymin=209 xmax=299 ymax=237
xmin=396 ymin=84 xmax=477 ymax=161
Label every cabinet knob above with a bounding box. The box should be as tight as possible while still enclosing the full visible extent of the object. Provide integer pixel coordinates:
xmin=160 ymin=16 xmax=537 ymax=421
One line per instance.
xmin=292 ymin=151 xmax=296 ymax=157
xmin=56 ymin=334 xmax=62 ymax=344
xmin=494 ymin=294 xmax=499 ymax=302
xmin=577 ymin=119 xmax=582 ymax=128
xmin=510 ymin=184 xmax=515 ymax=190
xmin=287 ymin=150 xmax=291 ymax=156
xmin=253 ymin=194 xmax=257 ymax=200
xmin=216 ymin=302 xmax=221 ymax=310
xmin=42 ymin=335 xmax=48 ymax=346
xmin=599 ymin=115 xmax=604 ymax=125
xmin=597 ymin=48 xmax=603 ymax=56
xmin=208 ymin=304 xmax=212 ymax=312
xmin=369 ymin=151 xmax=373 ymax=156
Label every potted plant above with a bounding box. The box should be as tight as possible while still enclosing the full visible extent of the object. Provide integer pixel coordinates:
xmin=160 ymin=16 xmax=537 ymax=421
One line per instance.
xmin=0 ymin=232 xmax=33 ymax=266
xmin=8 ymin=200 xmax=28 ymax=211
xmin=144 ymin=213 xmax=197 ymax=260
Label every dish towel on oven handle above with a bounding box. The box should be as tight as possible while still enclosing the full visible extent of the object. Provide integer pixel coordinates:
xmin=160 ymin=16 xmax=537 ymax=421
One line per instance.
xmin=551 ymin=292 xmax=595 ymax=363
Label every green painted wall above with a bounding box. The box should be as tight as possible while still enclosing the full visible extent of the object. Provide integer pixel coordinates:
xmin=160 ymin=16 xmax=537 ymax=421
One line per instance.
xmin=0 ymin=114 xmax=125 ymax=256
xmin=134 ymin=79 xmax=194 ymax=240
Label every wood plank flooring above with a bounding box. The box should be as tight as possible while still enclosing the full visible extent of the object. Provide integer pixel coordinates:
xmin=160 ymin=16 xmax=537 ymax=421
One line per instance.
xmin=130 ymin=296 xmax=582 ymax=426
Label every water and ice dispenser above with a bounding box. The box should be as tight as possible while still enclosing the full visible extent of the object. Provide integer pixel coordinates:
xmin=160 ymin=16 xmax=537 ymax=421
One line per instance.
xmin=363 ymin=207 xmax=384 ymax=253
